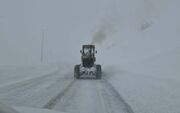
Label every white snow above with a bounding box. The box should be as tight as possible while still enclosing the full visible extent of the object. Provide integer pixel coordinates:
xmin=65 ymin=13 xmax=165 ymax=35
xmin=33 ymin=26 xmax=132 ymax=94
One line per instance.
xmin=0 ymin=102 xmax=65 ymax=113
xmin=0 ymin=65 xmax=59 ymax=88
xmin=14 ymin=106 xmax=65 ymax=113
xmin=0 ymin=0 xmax=180 ymax=113
xmin=102 ymin=1 xmax=180 ymax=113
xmin=0 ymin=103 xmax=18 ymax=113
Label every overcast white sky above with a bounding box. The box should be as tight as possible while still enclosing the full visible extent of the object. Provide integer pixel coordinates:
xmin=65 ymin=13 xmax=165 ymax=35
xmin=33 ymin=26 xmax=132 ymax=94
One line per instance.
xmin=0 ymin=0 xmax=179 ymax=66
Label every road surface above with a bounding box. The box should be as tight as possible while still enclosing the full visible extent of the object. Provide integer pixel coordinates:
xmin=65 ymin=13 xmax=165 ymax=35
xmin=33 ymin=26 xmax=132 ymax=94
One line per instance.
xmin=0 ymin=70 xmax=134 ymax=113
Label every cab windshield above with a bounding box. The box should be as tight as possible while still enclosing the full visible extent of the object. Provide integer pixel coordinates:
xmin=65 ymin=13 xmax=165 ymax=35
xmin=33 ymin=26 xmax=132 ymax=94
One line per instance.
xmin=83 ymin=47 xmax=95 ymax=56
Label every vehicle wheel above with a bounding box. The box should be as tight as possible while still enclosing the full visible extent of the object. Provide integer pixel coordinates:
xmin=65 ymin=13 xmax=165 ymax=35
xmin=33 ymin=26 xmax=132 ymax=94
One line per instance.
xmin=96 ymin=65 xmax=102 ymax=79
xmin=74 ymin=65 xmax=80 ymax=79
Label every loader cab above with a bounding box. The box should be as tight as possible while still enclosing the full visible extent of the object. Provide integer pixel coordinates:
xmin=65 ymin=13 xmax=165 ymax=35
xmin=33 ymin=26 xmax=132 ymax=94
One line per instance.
xmin=80 ymin=45 xmax=97 ymax=57
xmin=80 ymin=45 xmax=96 ymax=68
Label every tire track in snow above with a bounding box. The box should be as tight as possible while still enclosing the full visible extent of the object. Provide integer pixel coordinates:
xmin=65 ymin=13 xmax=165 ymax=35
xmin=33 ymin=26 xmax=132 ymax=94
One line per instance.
xmin=47 ymin=79 xmax=134 ymax=113
xmin=0 ymin=70 xmax=59 ymax=95
xmin=0 ymin=70 xmax=73 ymax=107
xmin=42 ymin=80 xmax=76 ymax=109
xmin=100 ymin=79 xmax=134 ymax=113
xmin=0 ymin=70 xmax=60 ymax=104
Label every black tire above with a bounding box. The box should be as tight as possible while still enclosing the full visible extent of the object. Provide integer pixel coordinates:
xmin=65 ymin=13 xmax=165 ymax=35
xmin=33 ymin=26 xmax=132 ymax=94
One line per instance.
xmin=96 ymin=64 xmax=102 ymax=79
xmin=74 ymin=65 xmax=80 ymax=79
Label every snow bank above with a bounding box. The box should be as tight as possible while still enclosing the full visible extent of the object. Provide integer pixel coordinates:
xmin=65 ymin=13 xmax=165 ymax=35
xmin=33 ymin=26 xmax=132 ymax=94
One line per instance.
xmin=0 ymin=65 xmax=59 ymax=88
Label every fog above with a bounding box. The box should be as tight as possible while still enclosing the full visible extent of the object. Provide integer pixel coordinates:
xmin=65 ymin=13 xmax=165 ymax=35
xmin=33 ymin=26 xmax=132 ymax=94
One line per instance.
xmin=0 ymin=0 xmax=179 ymax=66
xmin=0 ymin=1 xmax=180 ymax=113
xmin=0 ymin=0 xmax=108 ymax=65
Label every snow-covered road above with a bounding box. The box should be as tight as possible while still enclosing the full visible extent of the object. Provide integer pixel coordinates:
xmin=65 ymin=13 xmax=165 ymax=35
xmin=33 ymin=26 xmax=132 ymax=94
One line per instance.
xmin=0 ymin=69 xmax=134 ymax=113
xmin=47 ymin=80 xmax=133 ymax=113
xmin=0 ymin=70 xmax=73 ymax=108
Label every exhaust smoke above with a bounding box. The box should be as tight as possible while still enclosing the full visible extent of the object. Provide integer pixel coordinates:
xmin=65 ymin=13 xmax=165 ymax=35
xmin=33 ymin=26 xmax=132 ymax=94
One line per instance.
xmin=91 ymin=1 xmax=119 ymax=45
xmin=91 ymin=16 xmax=118 ymax=45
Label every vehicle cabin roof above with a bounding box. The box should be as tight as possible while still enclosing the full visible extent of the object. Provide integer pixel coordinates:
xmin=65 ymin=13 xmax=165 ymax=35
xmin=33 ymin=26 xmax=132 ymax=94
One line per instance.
xmin=82 ymin=45 xmax=95 ymax=48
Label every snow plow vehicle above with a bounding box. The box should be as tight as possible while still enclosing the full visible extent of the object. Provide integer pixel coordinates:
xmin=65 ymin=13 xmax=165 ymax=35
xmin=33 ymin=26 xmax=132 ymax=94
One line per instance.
xmin=74 ymin=45 xmax=102 ymax=79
